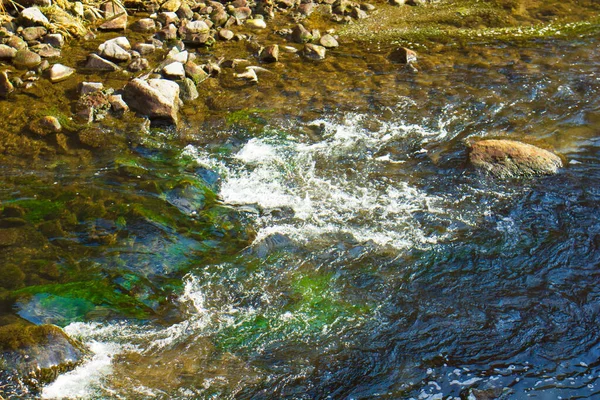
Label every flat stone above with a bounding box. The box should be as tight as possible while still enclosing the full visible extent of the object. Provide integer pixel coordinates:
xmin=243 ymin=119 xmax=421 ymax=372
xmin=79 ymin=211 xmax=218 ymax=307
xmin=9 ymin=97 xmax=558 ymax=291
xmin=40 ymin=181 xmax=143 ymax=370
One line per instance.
xmin=13 ymin=48 xmax=41 ymax=69
xmin=0 ymin=44 xmax=17 ymax=59
xmin=78 ymin=81 xmax=104 ymax=95
xmin=48 ymin=63 xmax=74 ymax=82
xmin=245 ymin=18 xmax=267 ymax=29
xmin=29 ymin=115 xmax=61 ymax=135
xmin=231 ymin=6 xmax=252 ymax=20
xmin=162 ymin=61 xmax=185 ymax=79
xmin=122 ymin=78 xmax=180 ymax=124
xmin=85 ymin=53 xmax=120 ymax=71
xmin=302 ymin=43 xmax=326 ymax=60
xmin=21 ymin=26 xmax=47 ymax=41
xmin=21 ymin=7 xmax=49 ymax=25
xmin=319 ymin=34 xmax=338 ymax=48
xmin=469 ymin=139 xmax=564 ymax=178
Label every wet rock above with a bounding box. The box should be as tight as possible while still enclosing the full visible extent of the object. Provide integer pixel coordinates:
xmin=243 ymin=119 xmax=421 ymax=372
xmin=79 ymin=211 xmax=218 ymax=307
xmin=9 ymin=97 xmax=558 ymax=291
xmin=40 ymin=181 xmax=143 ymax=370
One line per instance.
xmin=21 ymin=7 xmax=49 ymax=25
xmin=33 ymin=44 xmax=61 ymax=58
xmin=43 ymin=33 xmax=64 ymax=48
xmin=133 ymin=42 xmax=156 ymax=55
xmin=184 ymin=60 xmax=209 ymax=84
xmin=98 ymin=37 xmax=131 ymax=62
xmin=292 ymin=23 xmax=312 ymax=43
xmin=469 ymin=139 xmax=564 ymax=178
xmin=78 ymin=81 xmax=103 ymax=95
xmin=0 ymin=70 xmax=14 ymax=97
xmin=108 ymin=94 xmax=128 ymax=113
xmin=29 ymin=115 xmax=61 ymax=135
xmin=47 ymin=63 xmax=74 ymax=82
xmin=163 ymin=61 xmax=185 ymax=79
xmin=234 ymin=67 xmax=258 ymax=83
xmin=218 ymin=29 xmax=234 ymax=40
xmin=259 ymin=44 xmax=279 ymax=63
xmin=85 ymin=53 xmax=120 ymax=71
xmin=389 ymin=46 xmax=417 ymax=64
xmin=13 ymin=48 xmax=41 ymax=69
xmin=21 ymin=26 xmax=46 ymax=41
xmin=99 ymin=1 xmax=128 ymax=30
xmin=177 ymin=77 xmax=199 ymax=101
xmin=246 ymin=18 xmax=267 ymax=29
xmin=0 ymin=322 xmax=87 ymax=387
xmin=123 ymin=78 xmax=180 ymax=125
xmin=319 ymin=34 xmax=338 ymax=48
xmin=131 ymin=18 xmax=156 ymax=32
xmin=128 ymin=57 xmax=149 ymax=72
xmin=160 ymin=0 xmax=182 ymax=12
xmin=0 ymin=44 xmax=17 ymax=59
xmin=303 ymin=43 xmax=326 ymax=60
xmin=78 ymin=126 xmax=105 ymax=147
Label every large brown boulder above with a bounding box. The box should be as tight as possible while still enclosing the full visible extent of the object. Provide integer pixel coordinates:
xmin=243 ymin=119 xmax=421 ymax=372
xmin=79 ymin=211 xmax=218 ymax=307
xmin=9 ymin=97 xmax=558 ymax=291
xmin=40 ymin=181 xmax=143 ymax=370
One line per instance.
xmin=469 ymin=139 xmax=563 ymax=178
xmin=122 ymin=78 xmax=180 ymax=125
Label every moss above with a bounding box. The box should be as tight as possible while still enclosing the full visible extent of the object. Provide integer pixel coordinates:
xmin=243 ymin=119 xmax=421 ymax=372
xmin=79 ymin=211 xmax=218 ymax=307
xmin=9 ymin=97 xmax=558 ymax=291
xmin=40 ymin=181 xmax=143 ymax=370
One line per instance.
xmin=7 ymin=199 xmax=64 ymax=224
xmin=0 ymin=322 xmax=62 ymax=351
xmin=0 ymin=264 xmax=26 ymax=290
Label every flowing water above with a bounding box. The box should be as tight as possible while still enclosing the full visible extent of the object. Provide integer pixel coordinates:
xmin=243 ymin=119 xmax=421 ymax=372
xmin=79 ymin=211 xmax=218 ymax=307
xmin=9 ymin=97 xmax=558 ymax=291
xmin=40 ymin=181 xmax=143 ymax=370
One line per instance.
xmin=2 ymin=29 xmax=600 ymax=399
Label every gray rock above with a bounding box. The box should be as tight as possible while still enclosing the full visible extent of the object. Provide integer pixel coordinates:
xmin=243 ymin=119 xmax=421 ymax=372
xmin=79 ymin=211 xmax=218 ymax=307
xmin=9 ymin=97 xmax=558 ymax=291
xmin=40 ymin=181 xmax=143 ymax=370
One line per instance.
xmin=13 ymin=48 xmax=41 ymax=69
xmin=21 ymin=7 xmax=49 ymax=25
xmin=131 ymin=18 xmax=156 ymax=32
xmin=48 ymin=63 xmax=74 ymax=82
xmin=469 ymin=139 xmax=563 ymax=178
xmin=21 ymin=26 xmax=47 ymax=41
xmin=123 ymin=78 xmax=180 ymax=125
xmin=85 ymin=53 xmax=121 ymax=71
xmin=259 ymin=44 xmax=279 ymax=63
xmin=78 ymin=81 xmax=104 ymax=95
xmin=302 ymin=43 xmax=326 ymax=60
xmin=211 ymin=9 xmax=228 ymax=26
xmin=133 ymin=42 xmax=156 ymax=55
xmin=163 ymin=61 xmax=185 ymax=79
xmin=44 ymin=33 xmax=64 ymax=48
xmin=158 ymin=23 xmax=178 ymax=41
xmin=177 ymin=77 xmax=199 ymax=101
xmin=166 ymin=48 xmax=188 ymax=63
xmin=319 ymin=34 xmax=338 ymax=48
xmin=0 ymin=44 xmax=17 ymax=59
xmin=98 ymin=37 xmax=131 ymax=62
xmin=29 ymin=115 xmax=62 ymax=134
xmin=0 ymin=70 xmax=14 ymax=97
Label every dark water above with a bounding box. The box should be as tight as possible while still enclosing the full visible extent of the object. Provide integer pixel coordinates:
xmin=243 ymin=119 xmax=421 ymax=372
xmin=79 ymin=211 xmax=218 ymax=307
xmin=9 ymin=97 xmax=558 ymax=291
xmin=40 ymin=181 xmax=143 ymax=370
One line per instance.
xmin=2 ymin=33 xmax=600 ymax=399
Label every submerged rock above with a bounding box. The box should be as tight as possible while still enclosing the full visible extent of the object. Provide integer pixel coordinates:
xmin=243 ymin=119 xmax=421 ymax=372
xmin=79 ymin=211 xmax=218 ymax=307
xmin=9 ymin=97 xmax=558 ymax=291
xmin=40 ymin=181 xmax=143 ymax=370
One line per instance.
xmin=123 ymin=78 xmax=180 ymax=125
xmin=469 ymin=139 xmax=563 ymax=178
xmin=303 ymin=43 xmax=326 ymax=60
xmin=29 ymin=116 xmax=61 ymax=135
xmin=259 ymin=44 xmax=279 ymax=63
xmin=389 ymin=46 xmax=417 ymax=64
xmin=0 ymin=322 xmax=88 ymax=388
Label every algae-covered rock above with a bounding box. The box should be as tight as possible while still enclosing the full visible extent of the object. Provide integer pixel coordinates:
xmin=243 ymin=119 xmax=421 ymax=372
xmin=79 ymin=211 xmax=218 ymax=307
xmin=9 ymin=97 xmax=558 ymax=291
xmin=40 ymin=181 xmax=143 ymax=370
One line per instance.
xmin=469 ymin=139 xmax=563 ymax=178
xmin=29 ymin=115 xmax=62 ymax=135
xmin=0 ymin=321 xmax=88 ymax=387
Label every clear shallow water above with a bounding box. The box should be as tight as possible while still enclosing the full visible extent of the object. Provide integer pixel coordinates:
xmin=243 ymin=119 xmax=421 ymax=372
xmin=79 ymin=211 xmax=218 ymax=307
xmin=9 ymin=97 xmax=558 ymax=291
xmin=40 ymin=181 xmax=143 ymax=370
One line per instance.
xmin=4 ymin=35 xmax=600 ymax=399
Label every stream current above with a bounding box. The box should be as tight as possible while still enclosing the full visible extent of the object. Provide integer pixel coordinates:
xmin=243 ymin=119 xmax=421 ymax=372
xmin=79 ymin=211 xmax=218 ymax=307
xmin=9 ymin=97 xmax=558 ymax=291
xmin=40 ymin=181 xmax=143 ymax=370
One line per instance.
xmin=3 ymin=34 xmax=599 ymax=399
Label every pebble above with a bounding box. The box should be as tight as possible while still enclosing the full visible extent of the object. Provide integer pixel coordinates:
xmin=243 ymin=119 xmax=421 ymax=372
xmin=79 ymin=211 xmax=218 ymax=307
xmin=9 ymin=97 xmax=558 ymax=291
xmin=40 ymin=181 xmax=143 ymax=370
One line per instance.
xmin=48 ymin=63 xmax=74 ymax=82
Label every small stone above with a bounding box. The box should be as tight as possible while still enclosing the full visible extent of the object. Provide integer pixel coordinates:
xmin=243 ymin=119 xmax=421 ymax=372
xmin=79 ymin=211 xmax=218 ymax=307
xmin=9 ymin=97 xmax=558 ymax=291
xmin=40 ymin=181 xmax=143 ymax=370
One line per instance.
xmin=0 ymin=44 xmax=17 ymax=59
xmin=72 ymin=1 xmax=85 ymax=17
xmin=176 ymin=3 xmax=194 ymax=19
xmin=99 ymin=1 xmax=128 ymax=30
xmin=133 ymin=43 xmax=156 ymax=55
xmin=21 ymin=7 xmax=49 ymax=25
xmin=85 ymin=53 xmax=121 ymax=71
xmin=158 ymin=23 xmax=178 ymax=41
xmin=319 ymin=34 xmax=338 ymax=48
xmin=361 ymin=3 xmax=376 ymax=10
xmin=177 ymin=77 xmax=198 ymax=101
xmin=0 ymin=70 xmax=14 ymax=97
xmin=78 ymin=81 xmax=104 ymax=95
xmin=98 ymin=37 xmax=131 ymax=62
xmin=351 ymin=7 xmax=368 ymax=19
xmin=48 ymin=63 xmax=74 ymax=82
xmin=128 ymin=57 xmax=149 ymax=71
xmin=234 ymin=67 xmax=258 ymax=83
xmin=302 ymin=43 xmax=326 ymax=60
xmin=259 ymin=44 xmax=279 ymax=63
xmin=21 ymin=26 xmax=47 ymax=41
xmin=29 ymin=116 xmax=61 ymax=135
xmin=298 ymin=3 xmax=314 ymax=15
xmin=166 ymin=48 xmax=188 ymax=63
xmin=163 ymin=61 xmax=185 ymax=79
xmin=292 ymin=23 xmax=312 ymax=43
xmin=390 ymin=0 xmax=405 ymax=4
xmin=232 ymin=6 xmax=252 ymax=20
xmin=123 ymin=78 xmax=180 ymax=125
xmin=33 ymin=44 xmax=61 ymax=58
xmin=13 ymin=48 xmax=41 ymax=69
xmin=245 ymin=18 xmax=267 ymax=29
xmin=184 ymin=60 xmax=209 ymax=84
xmin=218 ymin=29 xmax=234 ymax=40
xmin=389 ymin=47 xmax=417 ymax=64
xmin=160 ymin=0 xmax=182 ymax=12
xmin=131 ymin=18 xmax=156 ymax=32
xmin=44 ymin=33 xmax=64 ymax=48
xmin=108 ymin=94 xmax=128 ymax=113
xmin=157 ymin=11 xmax=179 ymax=26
